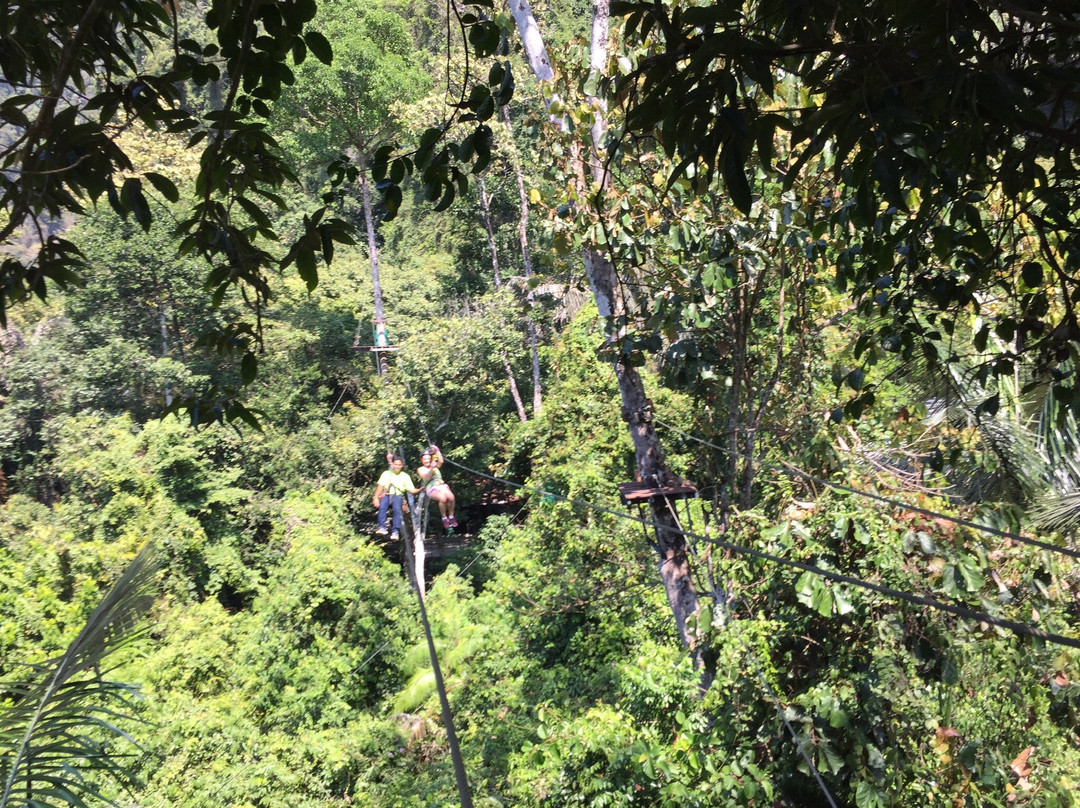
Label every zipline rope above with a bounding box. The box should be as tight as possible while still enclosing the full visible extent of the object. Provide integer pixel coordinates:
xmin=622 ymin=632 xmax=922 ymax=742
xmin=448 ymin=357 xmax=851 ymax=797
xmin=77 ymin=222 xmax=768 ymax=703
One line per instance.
xmin=661 ymin=495 xmax=841 ymax=808
xmin=353 ymin=500 xmax=527 ymax=676
xmin=397 ymin=358 xmax=433 ymax=449
xmin=357 ymin=347 xmax=472 ymax=807
xmin=735 ymin=593 xmax=842 ymax=808
xmin=399 ymin=507 xmax=473 ymax=808
xmin=442 ymin=458 xmax=1080 ymax=650
xmin=654 ymin=419 xmax=1080 ymax=562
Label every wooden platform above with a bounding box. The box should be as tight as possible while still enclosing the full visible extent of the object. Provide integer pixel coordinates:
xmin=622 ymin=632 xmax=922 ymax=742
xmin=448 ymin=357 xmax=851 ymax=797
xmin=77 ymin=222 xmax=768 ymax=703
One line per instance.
xmin=617 ymin=480 xmax=698 ymax=505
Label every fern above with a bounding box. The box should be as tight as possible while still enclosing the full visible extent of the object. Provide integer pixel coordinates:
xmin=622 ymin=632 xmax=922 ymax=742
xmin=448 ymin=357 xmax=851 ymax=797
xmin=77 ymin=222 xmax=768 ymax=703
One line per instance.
xmin=0 ymin=544 xmax=158 ymax=808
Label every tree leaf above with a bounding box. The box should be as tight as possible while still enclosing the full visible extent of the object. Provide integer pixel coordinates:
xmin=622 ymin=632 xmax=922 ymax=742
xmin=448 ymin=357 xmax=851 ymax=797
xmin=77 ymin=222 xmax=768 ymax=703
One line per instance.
xmin=721 ymin=140 xmax=752 ymax=214
xmin=121 ymin=177 xmax=152 ymax=231
xmin=241 ymin=350 xmax=258 ymax=384
xmin=295 ymin=246 xmax=318 ymax=290
xmin=304 ymin=30 xmax=333 ymax=65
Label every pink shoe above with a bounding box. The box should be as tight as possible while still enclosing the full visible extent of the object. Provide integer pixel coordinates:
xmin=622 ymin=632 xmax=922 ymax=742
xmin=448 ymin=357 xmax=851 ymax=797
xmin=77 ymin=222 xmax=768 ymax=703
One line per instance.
xmin=442 ymin=516 xmax=451 ymax=529
xmin=448 ymin=515 xmax=458 ymax=528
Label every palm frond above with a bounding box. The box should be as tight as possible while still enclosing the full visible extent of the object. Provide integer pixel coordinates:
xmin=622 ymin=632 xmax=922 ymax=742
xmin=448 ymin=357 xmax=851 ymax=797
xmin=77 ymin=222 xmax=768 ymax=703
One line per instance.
xmin=391 ymin=670 xmax=437 ymax=715
xmin=1 ymin=543 xmax=158 ymax=808
xmin=1030 ymin=489 xmax=1080 ymax=535
xmin=400 ymin=639 xmax=447 ymax=678
xmin=441 ymin=627 xmax=486 ymax=671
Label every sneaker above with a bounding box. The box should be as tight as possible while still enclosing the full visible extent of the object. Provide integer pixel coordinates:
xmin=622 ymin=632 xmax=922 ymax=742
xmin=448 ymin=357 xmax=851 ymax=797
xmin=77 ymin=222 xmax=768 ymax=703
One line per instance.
xmin=441 ymin=516 xmax=451 ymax=529
xmin=390 ymin=530 xmax=400 ymax=540
xmin=375 ymin=526 xmax=389 ymax=536
xmin=448 ymin=515 xmax=459 ymax=528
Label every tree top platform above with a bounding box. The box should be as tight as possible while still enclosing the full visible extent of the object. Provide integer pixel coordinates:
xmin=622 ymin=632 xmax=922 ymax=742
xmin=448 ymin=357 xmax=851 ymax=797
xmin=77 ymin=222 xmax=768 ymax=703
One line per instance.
xmin=617 ymin=481 xmax=698 ymax=506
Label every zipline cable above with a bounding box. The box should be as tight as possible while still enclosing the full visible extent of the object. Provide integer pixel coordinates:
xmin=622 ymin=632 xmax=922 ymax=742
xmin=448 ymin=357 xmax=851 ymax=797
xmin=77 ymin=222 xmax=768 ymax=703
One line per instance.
xmin=654 ymin=419 xmax=1080 ymax=562
xmin=443 ymin=458 xmax=1080 ymax=650
xmin=735 ymin=592 xmax=844 ymax=807
xmin=662 ymin=497 xmax=841 ymax=807
xmin=355 ymin=638 xmax=394 ymax=674
xmin=397 ymin=359 xmax=433 ymax=449
xmin=401 ymin=508 xmax=473 ymax=808
xmin=377 ymin=359 xmax=471 ymax=807
xmin=354 ymin=499 xmax=528 ymax=675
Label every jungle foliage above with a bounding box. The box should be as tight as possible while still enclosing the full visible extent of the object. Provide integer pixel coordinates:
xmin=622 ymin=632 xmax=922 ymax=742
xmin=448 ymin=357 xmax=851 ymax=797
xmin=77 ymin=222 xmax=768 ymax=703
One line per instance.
xmin=2 ymin=1 xmax=1080 ymax=808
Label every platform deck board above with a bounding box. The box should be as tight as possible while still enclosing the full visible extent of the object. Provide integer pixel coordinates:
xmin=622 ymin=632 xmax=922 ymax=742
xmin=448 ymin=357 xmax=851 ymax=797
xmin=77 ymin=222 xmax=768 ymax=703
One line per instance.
xmin=617 ymin=481 xmax=698 ymax=505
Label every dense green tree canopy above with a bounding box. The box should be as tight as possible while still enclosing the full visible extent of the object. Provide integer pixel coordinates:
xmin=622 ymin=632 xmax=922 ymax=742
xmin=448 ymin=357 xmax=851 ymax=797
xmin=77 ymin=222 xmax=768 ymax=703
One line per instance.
xmin=4 ymin=3 xmax=1080 ymax=808
xmin=0 ymin=0 xmax=357 ymax=422
xmin=609 ymin=0 xmax=1080 ymax=415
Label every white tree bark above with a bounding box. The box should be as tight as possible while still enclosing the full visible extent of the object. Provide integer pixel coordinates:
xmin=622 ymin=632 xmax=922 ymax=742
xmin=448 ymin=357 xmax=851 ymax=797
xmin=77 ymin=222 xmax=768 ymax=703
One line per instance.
xmin=358 ymin=149 xmax=389 ymax=373
xmin=158 ymin=299 xmax=172 ymax=407
xmin=501 ymin=106 xmax=544 ymax=414
xmin=508 ymin=0 xmax=554 ymax=81
xmin=479 ymin=176 xmax=529 ymax=422
xmin=588 ymin=0 xmax=609 ymax=159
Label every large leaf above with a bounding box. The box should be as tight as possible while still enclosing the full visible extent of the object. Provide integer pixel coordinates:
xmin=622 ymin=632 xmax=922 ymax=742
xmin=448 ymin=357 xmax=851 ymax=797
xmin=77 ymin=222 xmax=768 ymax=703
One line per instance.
xmin=0 ymin=545 xmax=158 ymax=808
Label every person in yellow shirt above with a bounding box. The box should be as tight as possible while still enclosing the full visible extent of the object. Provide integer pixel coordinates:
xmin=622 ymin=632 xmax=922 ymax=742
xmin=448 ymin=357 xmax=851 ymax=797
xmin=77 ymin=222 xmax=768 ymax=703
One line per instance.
xmin=373 ymin=455 xmax=420 ymax=540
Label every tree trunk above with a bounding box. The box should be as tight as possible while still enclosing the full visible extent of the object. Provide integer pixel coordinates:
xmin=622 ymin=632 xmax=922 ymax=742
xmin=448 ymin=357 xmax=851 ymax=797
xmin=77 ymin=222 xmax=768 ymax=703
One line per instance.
xmin=508 ymin=0 xmax=554 ymax=81
xmin=503 ymin=0 xmax=708 ymax=678
xmin=479 ymin=176 xmax=529 ymax=422
xmin=502 ymin=353 xmax=529 ymax=423
xmin=508 ymin=0 xmax=706 ymax=669
xmin=588 ymin=0 xmax=610 ymax=167
xmin=527 ymin=322 xmax=542 ymax=415
xmin=478 ymin=177 xmax=502 ymax=288
xmin=158 ymin=299 xmax=172 ymax=407
xmin=725 ymin=280 xmax=745 ymax=512
xmin=583 ymin=247 xmax=703 ymax=662
xmin=501 ymin=106 xmax=544 ymax=415
xmin=358 ymin=148 xmax=388 ymax=373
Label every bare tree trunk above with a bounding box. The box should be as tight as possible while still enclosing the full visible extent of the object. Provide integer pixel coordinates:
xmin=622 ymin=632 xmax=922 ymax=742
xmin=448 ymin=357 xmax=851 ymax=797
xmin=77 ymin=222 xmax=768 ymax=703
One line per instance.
xmin=740 ymin=272 xmax=785 ymax=507
xmin=478 ymin=177 xmax=502 ymax=288
xmin=158 ymin=299 xmax=173 ymax=407
xmin=527 ymin=322 xmax=542 ymax=415
xmin=583 ymin=246 xmax=703 ymax=663
xmin=479 ymin=176 xmax=529 ymax=422
xmin=358 ymin=149 xmax=389 ymax=374
xmin=502 ymin=356 xmax=528 ymax=423
xmin=501 ymin=106 xmax=543 ymax=415
xmin=725 ymin=265 xmax=771 ymax=510
xmin=725 ymin=281 xmax=745 ymax=512
xmin=587 ymin=0 xmax=609 ymax=168
xmin=508 ymin=0 xmax=554 ymax=81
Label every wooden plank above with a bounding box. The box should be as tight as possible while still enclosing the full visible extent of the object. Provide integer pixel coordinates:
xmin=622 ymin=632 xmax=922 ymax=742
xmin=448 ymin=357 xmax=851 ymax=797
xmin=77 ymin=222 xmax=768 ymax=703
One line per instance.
xmin=617 ymin=481 xmax=697 ymax=505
